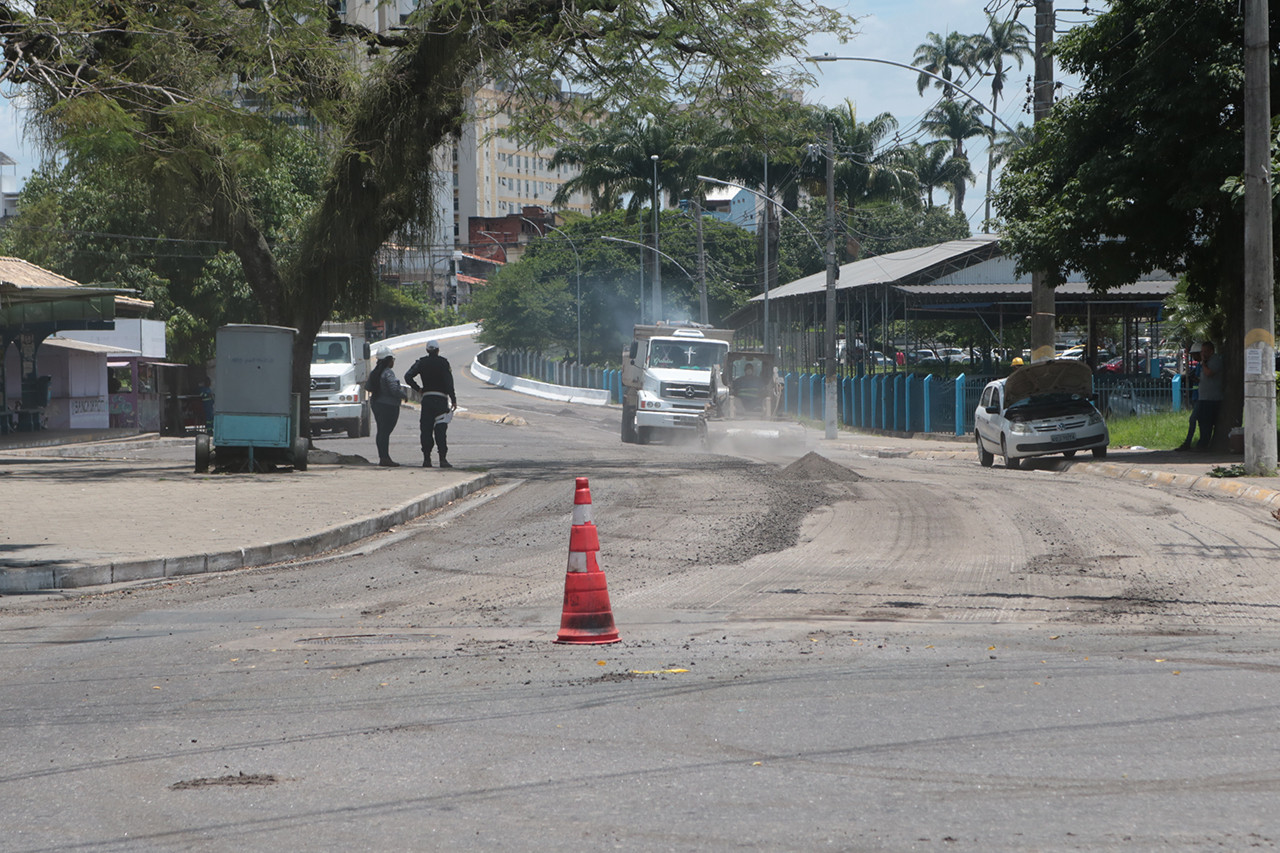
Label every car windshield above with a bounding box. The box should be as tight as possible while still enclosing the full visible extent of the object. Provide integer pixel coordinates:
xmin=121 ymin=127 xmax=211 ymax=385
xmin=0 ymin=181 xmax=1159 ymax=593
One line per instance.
xmin=649 ymin=341 xmax=728 ymax=369
xmin=312 ymin=338 xmax=350 ymax=364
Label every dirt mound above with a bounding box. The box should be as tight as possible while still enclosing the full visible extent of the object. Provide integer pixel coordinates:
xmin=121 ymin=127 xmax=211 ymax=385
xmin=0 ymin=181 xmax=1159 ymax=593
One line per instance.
xmin=782 ymin=451 xmax=862 ymax=482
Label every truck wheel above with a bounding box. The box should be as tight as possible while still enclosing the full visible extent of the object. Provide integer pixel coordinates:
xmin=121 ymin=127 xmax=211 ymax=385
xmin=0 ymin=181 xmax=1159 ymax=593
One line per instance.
xmin=195 ymin=434 xmax=211 ymax=473
xmin=636 ymin=425 xmax=653 ymax=445
xmin=347 ymin=418 xmax=360 ymax=439
xmin=359 ymin=407 xmax=371 ymax=437
xmin=621 ymin=403 xmax=638 ymax=443
xmin=293 ymin=436 xmax=309 ymax=471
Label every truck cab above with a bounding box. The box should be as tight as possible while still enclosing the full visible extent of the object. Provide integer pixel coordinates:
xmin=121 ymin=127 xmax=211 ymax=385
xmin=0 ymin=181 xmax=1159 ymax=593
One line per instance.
xmin=620 ymin=324 xmax=732 ymax=444
xmin=308 ymin=326 xmax=371 ymax=438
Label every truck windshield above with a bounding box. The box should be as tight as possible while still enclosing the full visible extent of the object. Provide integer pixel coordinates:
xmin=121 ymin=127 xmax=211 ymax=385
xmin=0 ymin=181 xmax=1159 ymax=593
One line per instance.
xmin=649 ymin=341 xmax=728 ymax=369
xmin=312 ymin=338 xmax=350 ymax=364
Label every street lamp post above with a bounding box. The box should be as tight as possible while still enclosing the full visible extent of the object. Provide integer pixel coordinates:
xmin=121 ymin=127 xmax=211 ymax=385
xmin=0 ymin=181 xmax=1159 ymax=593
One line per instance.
xmin=651 ymin=154 xmax=662 ymax=323
xmin=522 ymin=216 xmax=583 ymax=363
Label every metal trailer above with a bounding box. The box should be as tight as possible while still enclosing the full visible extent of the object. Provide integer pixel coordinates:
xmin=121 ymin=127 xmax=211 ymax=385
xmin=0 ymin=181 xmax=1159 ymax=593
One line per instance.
xmin=195 ymin=324 xmax=308 ymax=473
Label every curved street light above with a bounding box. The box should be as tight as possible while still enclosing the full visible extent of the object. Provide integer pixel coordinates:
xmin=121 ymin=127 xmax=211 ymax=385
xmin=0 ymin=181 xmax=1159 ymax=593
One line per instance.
xmin=601 ymin=235 xmax=697 ymax=325
xmin=806 ymin=54 xmax=1019 ymax=137
xmin=522 ymin=216 xmax=583 ymax=363
xmin=477 ymin=230 xmax=508 ymax=263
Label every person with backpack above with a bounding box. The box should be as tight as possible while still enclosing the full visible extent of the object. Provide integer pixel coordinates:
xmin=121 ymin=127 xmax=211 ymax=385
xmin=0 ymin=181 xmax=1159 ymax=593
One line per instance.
xmin=367 ymin=347 xmax=407 ymax=467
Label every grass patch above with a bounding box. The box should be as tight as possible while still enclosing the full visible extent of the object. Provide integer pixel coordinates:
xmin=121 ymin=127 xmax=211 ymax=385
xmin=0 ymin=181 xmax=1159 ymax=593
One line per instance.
xmin=1104 ymin=410 xmax=1190 ymax=450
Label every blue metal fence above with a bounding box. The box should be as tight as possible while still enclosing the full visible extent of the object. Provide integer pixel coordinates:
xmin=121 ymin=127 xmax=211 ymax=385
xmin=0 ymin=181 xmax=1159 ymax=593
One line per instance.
xmin=490 ymin=349 xmax=1182 ymax=437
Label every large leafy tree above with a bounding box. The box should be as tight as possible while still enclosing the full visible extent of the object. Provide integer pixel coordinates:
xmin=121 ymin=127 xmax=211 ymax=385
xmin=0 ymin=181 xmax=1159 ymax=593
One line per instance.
xmin=469 ymin=210 xmax=755 ymax=363
xmin=0 ymin=0 xmax=852 ymax=411
xmin=993 ymin=0 xmax=1280 ymax=448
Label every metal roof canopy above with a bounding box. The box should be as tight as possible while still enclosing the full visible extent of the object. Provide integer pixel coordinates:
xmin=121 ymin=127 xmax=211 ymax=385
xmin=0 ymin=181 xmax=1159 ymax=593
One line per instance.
xmin=753 ymin=234 xmax=1177 ymax=324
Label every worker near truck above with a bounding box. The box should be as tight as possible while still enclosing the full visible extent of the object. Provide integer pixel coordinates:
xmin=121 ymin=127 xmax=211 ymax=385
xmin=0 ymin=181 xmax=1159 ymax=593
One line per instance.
xmin=404 ymin=340 xmax=456 ymax=468
xmin=367 ymin=348 xmax=408 ymax=467
xmin=734 ymin=362 xmax=764 ymax=411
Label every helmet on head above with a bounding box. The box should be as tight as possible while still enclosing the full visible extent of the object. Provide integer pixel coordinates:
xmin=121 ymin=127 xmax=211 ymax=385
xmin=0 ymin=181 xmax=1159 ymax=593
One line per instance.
xmin=426 ymin=339 xmax=440 ymax=351
xmin=1011 ymin=357 xmax=1024 ymax=366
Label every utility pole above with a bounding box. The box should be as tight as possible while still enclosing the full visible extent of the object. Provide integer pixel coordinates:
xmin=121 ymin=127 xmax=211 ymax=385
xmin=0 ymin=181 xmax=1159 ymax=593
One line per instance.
xmin=1029 ymin=0 xmax=1056 ymax=362
xmin=1243 ymin=0 xmax=1277 ymax=473
xmin=824 ymin=122 xmax=839 ymax=440
xmin=693 ymin=200 xmax=709 ymax=325
xmin=762 ymin=152 xmax=771 ymax=355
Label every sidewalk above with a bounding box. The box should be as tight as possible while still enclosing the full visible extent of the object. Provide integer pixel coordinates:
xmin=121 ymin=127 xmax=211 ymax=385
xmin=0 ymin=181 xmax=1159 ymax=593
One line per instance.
xmin=0 ymin=433 xmax=492 ymax=593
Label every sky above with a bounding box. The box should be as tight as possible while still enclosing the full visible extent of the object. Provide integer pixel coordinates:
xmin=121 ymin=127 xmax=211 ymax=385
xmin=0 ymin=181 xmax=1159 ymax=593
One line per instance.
xmin=0 ymin=1 xmax=1093 ymax=230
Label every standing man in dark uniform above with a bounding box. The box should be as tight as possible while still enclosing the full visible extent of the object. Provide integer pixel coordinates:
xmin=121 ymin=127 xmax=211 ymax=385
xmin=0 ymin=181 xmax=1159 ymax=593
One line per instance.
xmin=404 ymin=339 xmax=457 ymax=468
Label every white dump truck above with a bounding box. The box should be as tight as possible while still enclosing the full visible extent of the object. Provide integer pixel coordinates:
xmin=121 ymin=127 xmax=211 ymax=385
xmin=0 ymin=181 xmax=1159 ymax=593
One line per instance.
xmin=308 ymin=322 xmax=371 ymax=438
xmin=620 ymin=323 xmax=734 ymax=444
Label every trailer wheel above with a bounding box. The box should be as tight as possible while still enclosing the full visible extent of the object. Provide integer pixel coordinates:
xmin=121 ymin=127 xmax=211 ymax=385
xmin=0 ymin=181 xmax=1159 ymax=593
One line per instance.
xmin=292 ymin=436 xmax=309 ymax=471
xmin=195 ymin=434 xmax=211 ymax=473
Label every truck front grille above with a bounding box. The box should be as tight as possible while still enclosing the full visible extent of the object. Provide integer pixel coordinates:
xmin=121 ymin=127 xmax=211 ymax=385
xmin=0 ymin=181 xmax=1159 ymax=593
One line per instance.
xmin=660 ymin=382 xmax=710 ymax=401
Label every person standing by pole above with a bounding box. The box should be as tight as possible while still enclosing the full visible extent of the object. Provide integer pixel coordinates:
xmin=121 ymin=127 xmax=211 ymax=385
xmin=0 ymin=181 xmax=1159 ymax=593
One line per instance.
xmin=1192 ymin=341 xmax=1223 ymax=452
xmin=404 ymin=340 xmax=457 ymax=468
xmin=368 ymin=348 xmax=407 ymax=467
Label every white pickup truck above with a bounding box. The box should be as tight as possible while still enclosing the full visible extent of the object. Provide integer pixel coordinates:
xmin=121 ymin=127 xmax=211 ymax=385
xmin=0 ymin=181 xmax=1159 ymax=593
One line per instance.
xmin=620 ymin=324 xmax=733 ymax=444
xmin=308 ymin=324 xmax=371 ymax=438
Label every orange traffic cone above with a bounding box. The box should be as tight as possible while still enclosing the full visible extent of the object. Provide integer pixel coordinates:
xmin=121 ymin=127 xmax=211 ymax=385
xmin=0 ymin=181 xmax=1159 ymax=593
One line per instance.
xmin=554 ymin=477 xmax=620 ymax=644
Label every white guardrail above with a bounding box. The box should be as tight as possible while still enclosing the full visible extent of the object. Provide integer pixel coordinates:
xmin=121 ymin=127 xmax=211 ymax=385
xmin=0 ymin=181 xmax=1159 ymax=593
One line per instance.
xmin=470 ymin=346 xmax=610 ymax=407
xmin=379 ymin=325 xmax=610 ymax=407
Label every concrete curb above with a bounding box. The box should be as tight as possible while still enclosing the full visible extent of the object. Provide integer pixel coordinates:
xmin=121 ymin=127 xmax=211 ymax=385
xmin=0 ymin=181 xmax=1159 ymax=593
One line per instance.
xmin=0 ymin=472 xmax=495 ymax=593
xmin=1073 ymin=460 xmax=1280 ymax=508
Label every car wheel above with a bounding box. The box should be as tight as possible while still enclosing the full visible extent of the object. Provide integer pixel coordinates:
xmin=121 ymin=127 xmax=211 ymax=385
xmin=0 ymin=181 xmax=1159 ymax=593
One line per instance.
xmin=1063 ymin=450 xmax=1077 ymax=459
xmin=976 ymin=432 xmax=994 ymax=468
xmin=1092 ymin=445 xmax=1108 ymax=459
xmin=1001 ymin=437 xmax=1021 ymax=470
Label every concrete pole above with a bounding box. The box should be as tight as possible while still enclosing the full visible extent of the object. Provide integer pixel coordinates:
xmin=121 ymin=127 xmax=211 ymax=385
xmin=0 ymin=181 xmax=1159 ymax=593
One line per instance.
xmin=1244 ymin=0 xmax=1277 ymax=473
xmin=825 ymin=123 xmax=839 ymax=440
xmin=694 ymin=200 xmax=709 ymax=325
xmin=1029 ymin=0 xmax=1057 ymax=362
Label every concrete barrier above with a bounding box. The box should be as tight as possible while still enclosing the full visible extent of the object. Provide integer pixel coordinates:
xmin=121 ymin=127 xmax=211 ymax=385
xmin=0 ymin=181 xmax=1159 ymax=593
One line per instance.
xmin=470 ymin=347 xmax=610 ymax=406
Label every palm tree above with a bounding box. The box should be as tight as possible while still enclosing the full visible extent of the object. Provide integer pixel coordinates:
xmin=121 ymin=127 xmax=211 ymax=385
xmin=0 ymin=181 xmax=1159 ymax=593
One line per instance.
xmin=921 ymin=99 xmax=990 ymax=216
xmin=825 ymin=100 xmax=917 ymax=211
xmin=551 ymin=113 xmax=673 ymax=218
xmin=969 ymin=12 xmax=1032 ymax=223
xmin=990 ymin=122 xmax=1035 ymax=171
xmin=912 ymin=31 xmax=975 ymax=100
xmin=902 ymin=141 xmax=968 ymax=210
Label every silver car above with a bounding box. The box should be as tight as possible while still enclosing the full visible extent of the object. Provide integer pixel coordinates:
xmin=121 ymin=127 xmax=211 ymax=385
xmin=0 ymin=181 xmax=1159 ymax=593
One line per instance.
xmin=974 ymin=360 xmax=1109 ymax=469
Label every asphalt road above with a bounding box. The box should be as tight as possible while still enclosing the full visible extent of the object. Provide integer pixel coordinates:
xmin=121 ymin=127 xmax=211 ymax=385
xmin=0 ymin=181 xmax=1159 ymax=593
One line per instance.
xmin=3 ymin=336 xmax=1280 ymax=851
